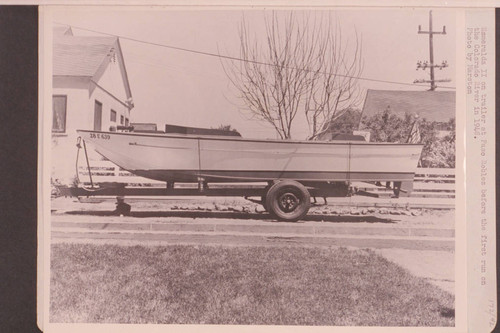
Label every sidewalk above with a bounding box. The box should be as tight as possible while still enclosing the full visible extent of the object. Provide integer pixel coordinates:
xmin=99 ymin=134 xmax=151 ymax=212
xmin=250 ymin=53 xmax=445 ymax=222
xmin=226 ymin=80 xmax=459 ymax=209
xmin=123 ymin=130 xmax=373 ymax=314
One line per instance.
xmin=375 ymin=248 xmax=454 ymax=294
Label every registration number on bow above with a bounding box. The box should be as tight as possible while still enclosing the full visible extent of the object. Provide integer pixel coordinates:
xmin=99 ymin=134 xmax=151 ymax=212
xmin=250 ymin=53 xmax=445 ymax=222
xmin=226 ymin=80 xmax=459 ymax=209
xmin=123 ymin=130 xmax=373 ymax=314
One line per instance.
xmin=90 ymin=133 xmax=111 ymax=140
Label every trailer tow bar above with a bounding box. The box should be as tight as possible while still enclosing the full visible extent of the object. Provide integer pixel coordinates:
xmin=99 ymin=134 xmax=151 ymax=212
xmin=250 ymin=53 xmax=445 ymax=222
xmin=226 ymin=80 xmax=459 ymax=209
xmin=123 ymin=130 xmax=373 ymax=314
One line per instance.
xmin=76 ymin=137 xmax=96 ymax=189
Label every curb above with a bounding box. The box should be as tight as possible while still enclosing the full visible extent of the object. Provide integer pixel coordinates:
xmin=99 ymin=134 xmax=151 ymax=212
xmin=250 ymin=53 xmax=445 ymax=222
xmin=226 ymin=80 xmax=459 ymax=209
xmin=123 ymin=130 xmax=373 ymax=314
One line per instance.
xmin=52 ymin=229 xmax=454 ymax=252
xmin=51 ymin=219 xmax=455 ymax=239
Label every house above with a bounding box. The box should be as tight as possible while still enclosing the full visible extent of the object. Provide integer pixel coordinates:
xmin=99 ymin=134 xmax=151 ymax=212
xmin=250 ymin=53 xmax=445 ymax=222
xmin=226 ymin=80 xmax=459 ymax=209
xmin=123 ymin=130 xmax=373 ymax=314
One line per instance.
xmin=360 ymin=89 xmax=455 ymax=137
xmin=52 ymin=26 xmax=134 ymax=184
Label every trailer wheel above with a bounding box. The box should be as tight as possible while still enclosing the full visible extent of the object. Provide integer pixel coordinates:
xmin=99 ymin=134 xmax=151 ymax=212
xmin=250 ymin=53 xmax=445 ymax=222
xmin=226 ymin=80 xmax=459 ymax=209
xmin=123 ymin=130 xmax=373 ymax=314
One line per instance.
xmin=266 ymin=180 xmax=310 ymax=222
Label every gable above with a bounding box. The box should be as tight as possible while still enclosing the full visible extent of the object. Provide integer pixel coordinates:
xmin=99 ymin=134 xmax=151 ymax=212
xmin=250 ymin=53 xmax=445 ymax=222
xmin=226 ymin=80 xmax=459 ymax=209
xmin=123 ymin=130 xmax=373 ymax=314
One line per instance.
xmin=92 ymin=39 xmax=133 ymax=102
xmin=92 ymin=40 xmax=131 ymax=102
xmin=361 ymin=90 xmax=456 ymax=123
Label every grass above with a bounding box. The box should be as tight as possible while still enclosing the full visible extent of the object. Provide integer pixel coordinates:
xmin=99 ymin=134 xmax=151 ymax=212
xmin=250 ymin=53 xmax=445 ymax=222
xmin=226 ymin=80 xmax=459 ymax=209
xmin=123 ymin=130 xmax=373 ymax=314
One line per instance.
xmin=50 ymin=243 xmax=454 ymax=326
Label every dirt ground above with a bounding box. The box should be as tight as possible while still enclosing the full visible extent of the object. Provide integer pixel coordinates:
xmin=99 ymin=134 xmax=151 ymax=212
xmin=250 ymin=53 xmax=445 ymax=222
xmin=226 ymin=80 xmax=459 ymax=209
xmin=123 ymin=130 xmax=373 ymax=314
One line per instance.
xmin=51 ymin=196 xmax=455 ymax=228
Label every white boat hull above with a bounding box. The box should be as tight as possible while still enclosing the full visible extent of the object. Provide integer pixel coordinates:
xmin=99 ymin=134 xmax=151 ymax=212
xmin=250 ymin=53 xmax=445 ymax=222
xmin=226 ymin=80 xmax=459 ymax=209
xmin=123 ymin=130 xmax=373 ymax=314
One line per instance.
xmin=77 ymin=130 xmax=423 ymax=184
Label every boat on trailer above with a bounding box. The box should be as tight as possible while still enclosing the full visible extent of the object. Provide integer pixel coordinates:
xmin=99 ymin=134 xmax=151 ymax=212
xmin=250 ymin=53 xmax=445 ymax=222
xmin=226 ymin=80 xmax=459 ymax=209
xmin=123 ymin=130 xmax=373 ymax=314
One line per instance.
xmin=72 ymin=127 xmax=423 ymax=221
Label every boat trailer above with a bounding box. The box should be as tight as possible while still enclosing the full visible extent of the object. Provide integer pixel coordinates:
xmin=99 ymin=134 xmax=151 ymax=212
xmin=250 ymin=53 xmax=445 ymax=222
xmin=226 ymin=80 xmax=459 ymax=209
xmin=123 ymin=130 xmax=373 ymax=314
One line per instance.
xmin=57 ymin=179 xmax=407 ymax=222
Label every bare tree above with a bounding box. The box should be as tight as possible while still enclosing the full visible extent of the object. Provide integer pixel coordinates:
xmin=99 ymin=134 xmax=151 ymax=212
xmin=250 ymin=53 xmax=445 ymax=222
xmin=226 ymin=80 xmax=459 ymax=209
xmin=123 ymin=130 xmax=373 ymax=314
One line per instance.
xmin=223 ymin=12 xmax=363 ymax=139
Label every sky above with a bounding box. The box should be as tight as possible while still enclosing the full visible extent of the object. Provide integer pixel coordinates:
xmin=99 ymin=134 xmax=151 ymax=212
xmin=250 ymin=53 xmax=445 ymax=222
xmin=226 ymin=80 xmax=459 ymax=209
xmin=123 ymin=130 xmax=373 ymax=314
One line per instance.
xmin=50 ymin=7 xmax=456 ymax=139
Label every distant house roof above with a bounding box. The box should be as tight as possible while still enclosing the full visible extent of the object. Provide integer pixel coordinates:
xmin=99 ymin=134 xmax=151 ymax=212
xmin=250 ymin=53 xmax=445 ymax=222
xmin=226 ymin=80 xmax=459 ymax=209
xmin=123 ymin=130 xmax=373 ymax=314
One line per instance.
xmin=53 ymin=35 xmax=118 ymax=77
xmin=361 ymin=90 xmax=455 ymax=123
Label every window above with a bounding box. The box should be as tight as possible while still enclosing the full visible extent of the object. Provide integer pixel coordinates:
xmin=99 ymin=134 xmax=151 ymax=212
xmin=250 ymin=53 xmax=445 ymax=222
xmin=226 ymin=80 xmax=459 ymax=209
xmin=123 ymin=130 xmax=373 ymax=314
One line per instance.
xmin=94 ymin=100 xmax=102 ymax=131
xmin=125 ymin=118 xmax=129 ymax=126
xmin=52 ymin=95 xmax=67 ymax=133
xmin=110 ymin=110 xmax=117 ymax=122
xmin=120 ymin=115 xmax=124 ymax=125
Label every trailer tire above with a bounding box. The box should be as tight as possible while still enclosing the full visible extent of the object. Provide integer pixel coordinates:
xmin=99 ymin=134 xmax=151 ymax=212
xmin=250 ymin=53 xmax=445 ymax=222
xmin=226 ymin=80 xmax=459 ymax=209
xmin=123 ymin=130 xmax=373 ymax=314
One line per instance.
xmin=266 ymin=180 xmax=310 ymax=222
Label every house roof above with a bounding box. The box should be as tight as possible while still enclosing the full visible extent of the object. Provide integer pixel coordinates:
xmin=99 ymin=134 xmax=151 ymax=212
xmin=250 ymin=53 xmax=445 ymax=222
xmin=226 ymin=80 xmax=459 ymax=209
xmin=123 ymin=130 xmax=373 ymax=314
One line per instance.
xmin=361 ymin=90 xmax=455 ymax=123
xmin=53 ymin=25 xmax=73 ymax=36
xmin=53 ymin=35 xmax=118 ymax=77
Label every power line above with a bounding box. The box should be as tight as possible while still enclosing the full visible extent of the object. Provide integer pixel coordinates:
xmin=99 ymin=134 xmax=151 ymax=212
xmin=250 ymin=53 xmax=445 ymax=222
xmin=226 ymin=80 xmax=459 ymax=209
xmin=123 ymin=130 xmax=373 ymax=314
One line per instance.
xmin=54 ymin=21 xmax=456 ymax=90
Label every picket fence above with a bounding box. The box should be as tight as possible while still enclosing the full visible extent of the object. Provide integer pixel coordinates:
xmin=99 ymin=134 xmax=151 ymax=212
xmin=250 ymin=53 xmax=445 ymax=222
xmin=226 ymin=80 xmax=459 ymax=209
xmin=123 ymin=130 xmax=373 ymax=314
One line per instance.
xmin=77 ymin=160 xmax=455 ymax=199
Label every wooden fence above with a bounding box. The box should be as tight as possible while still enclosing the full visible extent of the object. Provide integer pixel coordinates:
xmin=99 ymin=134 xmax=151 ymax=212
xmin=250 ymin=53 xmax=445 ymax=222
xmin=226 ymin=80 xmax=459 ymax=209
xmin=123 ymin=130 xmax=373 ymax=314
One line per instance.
xmin=77 ymin=161 xmax=455 ymax=199
xmin=353 ymin=168 xmax=455 ymax=199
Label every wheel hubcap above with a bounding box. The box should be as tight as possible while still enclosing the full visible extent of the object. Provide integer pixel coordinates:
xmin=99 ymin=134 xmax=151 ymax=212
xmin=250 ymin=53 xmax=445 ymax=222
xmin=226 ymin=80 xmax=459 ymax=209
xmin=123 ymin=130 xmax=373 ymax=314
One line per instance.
xmin=279 ymin=192 xmax=299 ymax=212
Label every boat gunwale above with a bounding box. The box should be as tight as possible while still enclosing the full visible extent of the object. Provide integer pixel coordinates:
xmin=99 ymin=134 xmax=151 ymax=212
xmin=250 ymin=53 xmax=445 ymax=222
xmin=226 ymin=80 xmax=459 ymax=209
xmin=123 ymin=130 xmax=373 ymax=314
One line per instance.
xmin=77 ymin=130 xmax=424 ymax=147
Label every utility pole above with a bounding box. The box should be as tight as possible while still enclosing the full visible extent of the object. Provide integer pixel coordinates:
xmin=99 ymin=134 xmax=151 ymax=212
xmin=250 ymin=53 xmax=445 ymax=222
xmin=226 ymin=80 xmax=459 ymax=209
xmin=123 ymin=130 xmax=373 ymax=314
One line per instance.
xmin=414 ymin=10 xmax=450 ymax=90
